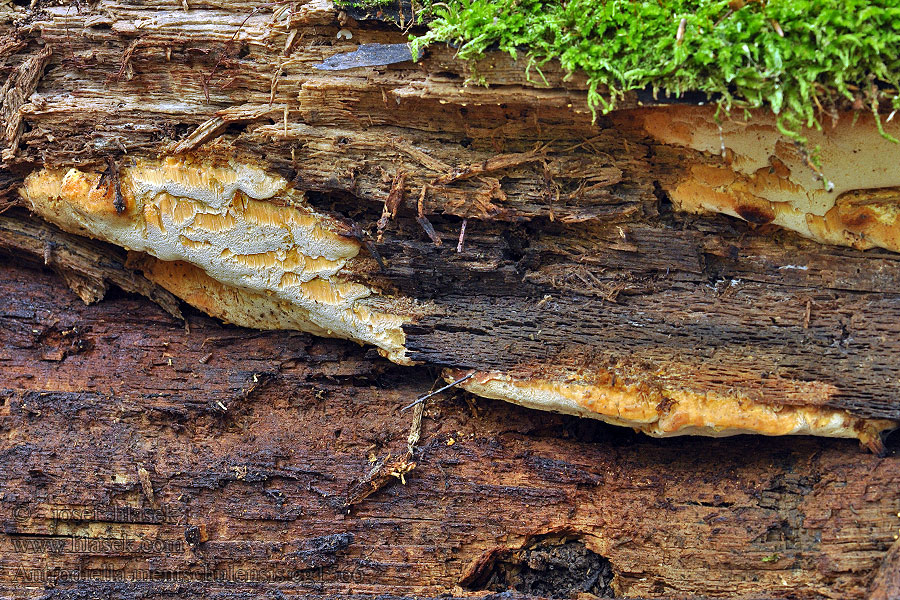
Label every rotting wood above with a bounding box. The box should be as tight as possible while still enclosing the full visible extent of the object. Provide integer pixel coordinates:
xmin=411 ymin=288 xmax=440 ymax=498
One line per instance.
xmin=16 ymin=153 xmax=899 ymax=444
xmin=0 ymin=259 xmax=899 ymax=599
xmin=3 ymin=1 xmax=900 ymax=446
xmin=868 ymin=535 xmax=900 ymax=600
xmin=0 ymin=208 xmax=182 ymax=318
xmin=2 ymin=2 xmax=900 ymax=594
xmin=0 ymin=45 xmax=50 ymax=162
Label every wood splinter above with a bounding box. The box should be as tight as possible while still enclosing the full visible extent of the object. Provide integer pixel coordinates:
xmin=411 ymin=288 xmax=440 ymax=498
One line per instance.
xmin=416 ymin=185 xmax=442 ymax=247
xmin=345 ymin=403 xmax=423 ymax=508
xmin=377 ymin=170 xmax=406 ymax=240
xmin=457 ymin=218 xmax=468 ymax=253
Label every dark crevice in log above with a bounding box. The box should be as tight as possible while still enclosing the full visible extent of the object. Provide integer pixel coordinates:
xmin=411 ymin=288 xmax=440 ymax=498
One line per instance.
xmin=0 ymin=208 xmax=183 ymax=319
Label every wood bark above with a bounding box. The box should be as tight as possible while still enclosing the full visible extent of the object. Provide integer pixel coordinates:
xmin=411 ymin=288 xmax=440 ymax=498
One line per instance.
xmin=2 ymin=2 xmax=900 ymax=598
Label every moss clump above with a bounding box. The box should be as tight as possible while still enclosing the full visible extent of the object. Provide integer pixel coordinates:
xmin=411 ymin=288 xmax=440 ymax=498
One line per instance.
xmin=408 ymin=0 xmax=900 ymax=150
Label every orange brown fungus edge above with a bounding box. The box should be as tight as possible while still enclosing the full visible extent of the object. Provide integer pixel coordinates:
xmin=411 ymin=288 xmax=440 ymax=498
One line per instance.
xmin=642 ymin=106 xmax=900 ymax=254
xmin=450 ymin=370 xmax=895 ymax=448
xmin=18 ymin=145 xmax=899 ymax=444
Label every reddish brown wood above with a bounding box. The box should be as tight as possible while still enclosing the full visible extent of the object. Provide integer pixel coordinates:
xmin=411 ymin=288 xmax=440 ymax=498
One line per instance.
xmin=868 ymin=537 xmax=900 ymax=600
xmin=1 ymin=257 xmax=899 ymax=599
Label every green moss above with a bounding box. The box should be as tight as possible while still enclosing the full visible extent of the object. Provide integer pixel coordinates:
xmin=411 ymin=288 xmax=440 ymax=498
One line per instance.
xmin=408 ymin=0 xmax=900 ymax=154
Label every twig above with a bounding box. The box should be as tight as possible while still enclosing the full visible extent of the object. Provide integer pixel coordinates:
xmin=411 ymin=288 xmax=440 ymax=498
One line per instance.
xmin=416 ymin=185 xmax=442 ymax=246
xmin=0 ymin=199 xmax=17 ymax=215
xmin=456 ymin=218 xmax=468 ymax=253
xmin=713 ymin=8 xmax=733 ymax=28
xmin=401 ymin=371 xmax=475 ymax=412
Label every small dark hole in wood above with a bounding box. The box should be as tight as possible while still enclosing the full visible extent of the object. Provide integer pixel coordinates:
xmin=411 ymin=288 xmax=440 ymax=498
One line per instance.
xmin=884 ymin=427 xmax=900 ymax=453
xmin=463 ymin=537 xmax=616 ymax=599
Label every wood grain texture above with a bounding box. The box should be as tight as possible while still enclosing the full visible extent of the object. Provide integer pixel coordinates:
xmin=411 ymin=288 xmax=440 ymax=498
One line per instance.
xmin=3 ymin=1 xmax=900 ymax=433
xmin=1 ymin=258 xmax=900 ymax=599
xmin=0 ymin=208 xmax=183 ymax=317
xmin=868 ymin=537 xmax=900 ymax=600
xmin=391 ymin=215 xmax=900 ymax=422
xmin=3 ymin=1 xmax=900 ymax=594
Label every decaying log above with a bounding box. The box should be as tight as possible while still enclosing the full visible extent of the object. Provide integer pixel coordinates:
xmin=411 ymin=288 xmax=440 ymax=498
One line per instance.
xmin=4 ymin=1 xmax=900 ymax=445
xmin=1 ymin=259 xmax=900 ymax=599
xmin=0 ymin=208 xmax=182 ymax=317
xmin=3 ymin=1 xmax=900 ymax=596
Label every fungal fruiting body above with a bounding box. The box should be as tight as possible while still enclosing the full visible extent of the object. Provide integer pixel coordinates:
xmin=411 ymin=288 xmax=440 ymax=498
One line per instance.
xmin=643 ymin=107 xmax=900 ymax=252
xmin=19 ymin=141 xmax=898 ymax=445
xmin=20 ymin=155 xmax=411 ymax=364
xmin=453 ymin=370 xmax=894 ymax=450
